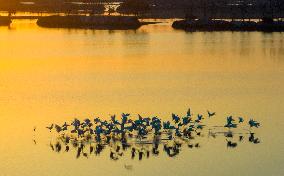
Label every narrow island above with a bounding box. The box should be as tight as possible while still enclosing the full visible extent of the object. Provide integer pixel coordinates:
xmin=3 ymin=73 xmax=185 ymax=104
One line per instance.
xmin=172 ymin=17 xmax=284 ymax=32
xmin=36 ymin=15 xmax=143 ymax=30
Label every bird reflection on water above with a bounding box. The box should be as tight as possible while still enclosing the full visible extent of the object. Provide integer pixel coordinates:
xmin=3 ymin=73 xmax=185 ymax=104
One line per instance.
xmin=45 ymin=108 xmax=261 ymax=161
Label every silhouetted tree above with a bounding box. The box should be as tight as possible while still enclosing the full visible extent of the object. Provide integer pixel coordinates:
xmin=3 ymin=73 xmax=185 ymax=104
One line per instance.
xmin=275 ymin=0 xmax=284 ymax=21
xmin=0 ymin=0 xmax=20 ymax=14
xmin=117 ymin=0 xmax=150 ymax=16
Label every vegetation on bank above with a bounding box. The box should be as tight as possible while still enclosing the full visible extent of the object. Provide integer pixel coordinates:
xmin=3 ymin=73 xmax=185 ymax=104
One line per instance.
xmin=1 ymin=0 xmax=283 ymax=31
xmin=117 ymin=0 xmax=150 ymax=15
xmin=36 ymin=15 xmax=142 ymax=29
xmin=0 ymin=0 xmax=105 ymax=14
xmin=172 ymin=17 xmax=284 ymax=32
xmin=0 ymin=0 xmax=283 ymax=19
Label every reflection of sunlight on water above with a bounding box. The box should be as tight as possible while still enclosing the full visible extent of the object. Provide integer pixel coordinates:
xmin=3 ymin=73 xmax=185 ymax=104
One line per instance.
xmin=0 ymin=20 xmax=283 ymax=176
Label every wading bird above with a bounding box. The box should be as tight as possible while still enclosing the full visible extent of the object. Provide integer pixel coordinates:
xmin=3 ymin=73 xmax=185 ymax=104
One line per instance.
xmin=45 ymin=108 xmax=261 ymax=160
xmin=248 ymin=119 xmax=260 ymax=128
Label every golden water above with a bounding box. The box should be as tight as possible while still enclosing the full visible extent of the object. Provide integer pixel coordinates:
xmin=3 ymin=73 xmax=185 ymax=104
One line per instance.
xmin=0 ymin=19 xmax=283 ymax=176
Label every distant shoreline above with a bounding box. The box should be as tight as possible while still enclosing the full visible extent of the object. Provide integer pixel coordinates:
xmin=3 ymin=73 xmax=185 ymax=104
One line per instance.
xmin=1 ymin=9 xmax=284 ymax=20
xmin=36 ymin=15 xmax=142 ymax=30
xmin=172 ymin=18 xmax=284 ymax=32
xmin=2 ymin=13 xmax=284 ymax=32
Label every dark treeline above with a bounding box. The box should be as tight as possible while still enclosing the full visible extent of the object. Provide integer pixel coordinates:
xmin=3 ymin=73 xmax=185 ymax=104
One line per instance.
xmin=148 ymin=0 xmax=284 ymax=19
xmin=0 ymin=0 xmax=283 ymax=19
xmin=0 ymin=0 xmax=106 ymax=14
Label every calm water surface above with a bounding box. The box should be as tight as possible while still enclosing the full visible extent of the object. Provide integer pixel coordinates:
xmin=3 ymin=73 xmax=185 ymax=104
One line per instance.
xmin=0 ymin=20 xmax=284 ymax=176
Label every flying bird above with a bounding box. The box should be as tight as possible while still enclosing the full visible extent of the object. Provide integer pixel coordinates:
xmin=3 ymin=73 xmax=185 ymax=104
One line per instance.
xmin=248 ymin=119 xmax=260 ymax=128
xmin=44 ymin=108 xmax=262 ymax=159
xmin=207 ymin=111 xmax=216 ymax=118
xmin=187 ymin=108 xmax=192 ymax=117
xmin=172 ymin=113 xmax=180 ymax=123
xmin=238 ymin=117 xmax=244 ymax=123
xmin=46 ymin=124 xmax=54 ymax=131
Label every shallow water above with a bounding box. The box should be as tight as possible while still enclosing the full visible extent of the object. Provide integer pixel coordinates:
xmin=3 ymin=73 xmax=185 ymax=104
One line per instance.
xmin=0 ymin=19 xmax=284 ymax=176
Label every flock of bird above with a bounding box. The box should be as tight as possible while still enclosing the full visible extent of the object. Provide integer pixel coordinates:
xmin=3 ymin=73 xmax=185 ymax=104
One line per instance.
xmin=45 ymin=108 xmax=261 ymax=160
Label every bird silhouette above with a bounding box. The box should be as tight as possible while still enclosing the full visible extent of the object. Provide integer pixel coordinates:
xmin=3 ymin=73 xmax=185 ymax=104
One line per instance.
xmin=172 ymin=113 xmax=180 ymax=123
xmin=207 ymin=111 xmax=216 ymax=118
xmin=195 ymin=143 xmax=200 ymax=148
xmin=226 ymin=140 xmax=237 ymax=148
xmin=55 ymin=142 xmax=62 ymax=152
xmin=187 ymin=108 xmax=192 ymax=117
xmin=90 ymin=146 xmax=94 ymax=154
xmin=45 ymin=108 xmax=261 ymax=160
xmin=225 ymin=116 xmax=237 ymax=128
xmin=54 ymin=124 xmax=62 ymax=133
xmin=197 ymin=114 xmax=203 ymax=121
xmin=65 ymin=145 xmax=70 ymax=152
xmin=238 ymin=117 xmax=244 ymax=123
xmin=249 ymin=133 xmax=260 ymax=144
xmin=248 ymin=119 xmax=260 ymax=128
xmin=46 ymin=124 xmax=54 ymax=132
xmin=225 ymin=131 xmax=233 ymax=138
